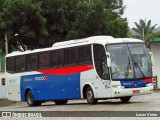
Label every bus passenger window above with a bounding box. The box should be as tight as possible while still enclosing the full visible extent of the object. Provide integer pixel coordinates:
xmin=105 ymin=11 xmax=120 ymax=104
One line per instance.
xmin=78 ymin=46 xmax=92 ymax=64
xmin=27 ymin=54 xmax=37 ymax=70
xmin=78 ymin=47 xmax=85 ymax=63
xmin=6 ymin=57 xmax=15 ymax=73
xmin=51 ymin=50 xmax=63 ymax=67
xmin=70 ymin=48 xmax=77 ymax=64
xmin=64 ymin=48 xmax=77 ymax=65
xmin=39 ymin=52 xmax=50 ymax=69
xmin=64 ymin=49 xmax=71 ymax=65
xmin=16 ymin=56 xmax=26 ymax=72
xmin=85 ymin=47 xmax=92 ymax=63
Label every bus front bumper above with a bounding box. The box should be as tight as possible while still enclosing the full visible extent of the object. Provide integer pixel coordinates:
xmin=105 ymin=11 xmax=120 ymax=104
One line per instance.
xmin=111 ymin=85 xmax=154 ymax=98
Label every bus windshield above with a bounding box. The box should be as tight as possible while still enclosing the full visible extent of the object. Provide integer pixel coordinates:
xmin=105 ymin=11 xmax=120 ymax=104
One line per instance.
xmin=106 ymin=43 xmax=152 ymax=80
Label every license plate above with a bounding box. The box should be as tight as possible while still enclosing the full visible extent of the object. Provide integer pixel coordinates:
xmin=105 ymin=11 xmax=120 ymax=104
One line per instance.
xmin=133 ymin=90 xmax=140 ymax=94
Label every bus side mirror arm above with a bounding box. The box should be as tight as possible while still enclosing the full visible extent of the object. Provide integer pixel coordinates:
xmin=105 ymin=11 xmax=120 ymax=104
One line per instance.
xmin=107 ymin=58 xmax=111 ymax=67
xmin=106 ymin=52 xmax=111 ymax=67
xmin=149 ymin=51 xmax=154 ymax=66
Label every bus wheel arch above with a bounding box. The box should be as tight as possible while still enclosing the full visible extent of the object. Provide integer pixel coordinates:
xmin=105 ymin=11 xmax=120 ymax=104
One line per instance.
xmin=25 ymin=89 xmax=42 ymax=107
xmin=83 ymin=84 xmax=91 ymax=99
xmin=25 ymin=88 xmax=32 ymax=101
xmin=83 ymin=84 xmax=98 ymax=104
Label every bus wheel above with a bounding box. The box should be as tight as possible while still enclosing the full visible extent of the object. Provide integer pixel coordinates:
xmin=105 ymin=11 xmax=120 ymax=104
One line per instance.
xmin=26 ymin=91 xmax=41 ymax=106
xmin=86 ymin=87 xmax=98 ymax=104
xmin=54 ymin=100 xmax=68 ymax=105
xmin=120 ymin=96 xmax=131 ymax=103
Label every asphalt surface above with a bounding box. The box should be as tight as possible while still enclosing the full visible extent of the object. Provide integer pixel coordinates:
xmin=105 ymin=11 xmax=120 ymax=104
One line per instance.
xmin=0 ymin=92 xmax=160 ymax=119
xmin=1 ymin=92 xmax=160 ymax=111
xmin=0 ymin=99 xmax=15 ymax=107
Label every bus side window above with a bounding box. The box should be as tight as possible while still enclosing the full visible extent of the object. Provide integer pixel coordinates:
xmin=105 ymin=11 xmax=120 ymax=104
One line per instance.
xmin=85 ymin=46 xmax=92 ymax=63
xmin=16 ymin=55 xmax=26 ymax=72
xmin=78 ymin=45 xmax=92 ymax=64
xmin=70 ymin=48 xmax=77 ymax=64
xmin=78 ymin=47 xmax=85 ymax=64
xmin=64 ymin=48 xmax=77 ymax=65
xmin=39 ymin=52 xmax=50 ymax=69
xmin=93 ymin=44 xmax=110 ymax=80
xmin=27 ymin=54 xmax=38 ymax=70
xmin=6 ymin=57 xmax=15 ymax=73
xmin=101 ymin=57 xmax=110 ymax=80
xmin=51 ymin=50 xmax=63 ymax=67
xmin=64 ymin=49 xmax=71 ymax=65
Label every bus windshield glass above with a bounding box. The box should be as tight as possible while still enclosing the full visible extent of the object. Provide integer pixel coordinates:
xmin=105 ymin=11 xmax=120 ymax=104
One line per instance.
xmin=106 ymin=43 xmax=152 ymax=80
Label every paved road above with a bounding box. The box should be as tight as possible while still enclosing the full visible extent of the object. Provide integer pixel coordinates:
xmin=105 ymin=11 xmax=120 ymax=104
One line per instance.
xmin=1 ymin=92 xmax=160 ymax=111
xmin=0 ymin=92 xmax=160 ymax=119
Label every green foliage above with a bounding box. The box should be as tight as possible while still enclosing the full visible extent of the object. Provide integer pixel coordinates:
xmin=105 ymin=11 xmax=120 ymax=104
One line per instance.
xmin=0 ymin=0 xmax=47 ymax=52
xmin=133 ymin=19 xmax=157 ymax=40
xmin=0 ymin=49 xmax=5 ymax=71
xmin=146 ymin=32 xmax=160 ymax=41
xmin=0 ymin=0 xmax=129 ymax=53
xmin=66 ymin=0 xmax=129 ymax=39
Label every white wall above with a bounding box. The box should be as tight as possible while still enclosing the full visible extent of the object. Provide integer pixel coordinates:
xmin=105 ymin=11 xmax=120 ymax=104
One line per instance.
xmin=150 ymin=43 xmax=160 ymax=89
xmin=0 ymin=72 xmax=5 ymax=78
xmin=0 ymin=72 xmax=7 ymax=99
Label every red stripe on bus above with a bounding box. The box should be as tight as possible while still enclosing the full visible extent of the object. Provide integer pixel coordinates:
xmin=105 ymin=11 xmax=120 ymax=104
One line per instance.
xmin=141 ymin=78 xmax=152 ymax=83
xmin=37 ymin=65 xmax=94 ymax=75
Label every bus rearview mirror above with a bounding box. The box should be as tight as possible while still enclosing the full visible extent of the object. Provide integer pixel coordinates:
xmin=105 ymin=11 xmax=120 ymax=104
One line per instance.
xmin=106 ymin=52 xmax=111 ymax=67
xmin=107 ymin=58 xmax=111 ymax=67
xmin=149 ymin=52 xmax=154 ymax=66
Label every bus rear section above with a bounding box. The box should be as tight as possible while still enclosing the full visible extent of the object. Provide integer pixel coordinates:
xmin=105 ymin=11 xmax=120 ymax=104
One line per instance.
xmin=5 ymin=43 xmax=96 ymax=106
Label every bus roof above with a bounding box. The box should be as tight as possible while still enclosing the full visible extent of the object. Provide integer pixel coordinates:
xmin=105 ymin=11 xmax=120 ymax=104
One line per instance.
xmin=52 ymin=36 xmax=114 ymax=47
xmin=6 ymin=36 xmax=144 ymax=57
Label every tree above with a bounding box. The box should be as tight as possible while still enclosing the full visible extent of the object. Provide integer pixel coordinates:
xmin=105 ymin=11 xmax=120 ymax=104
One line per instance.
xmin=37 ymin=0 xmax=79 ymax=43
xmin=146 ymin=32 xmax=160 ymax=41
xmin=0 ymin=0 xmax=129 ymax=53
xmin=0 ymin=0 xmax=48 ymax=53
xmin=0 ymin=0 xmax=5 ymax=52
xmin=133 ymin=19 xmax=157 ymax=40
xmin=66 ymin=0 xmax=129 ymax=39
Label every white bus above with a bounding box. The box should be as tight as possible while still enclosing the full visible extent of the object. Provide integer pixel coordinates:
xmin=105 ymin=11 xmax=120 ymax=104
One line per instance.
xmin=5 ymin=36 xmax=153 ymax=106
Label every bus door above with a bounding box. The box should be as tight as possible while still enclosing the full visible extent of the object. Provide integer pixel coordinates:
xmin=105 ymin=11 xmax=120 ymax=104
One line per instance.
xmin=100 ymin=57 xmax=112 ymax=97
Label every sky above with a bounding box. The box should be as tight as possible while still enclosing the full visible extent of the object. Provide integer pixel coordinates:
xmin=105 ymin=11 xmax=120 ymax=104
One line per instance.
xmin=122 ymin=0 xmax=160 ymax=28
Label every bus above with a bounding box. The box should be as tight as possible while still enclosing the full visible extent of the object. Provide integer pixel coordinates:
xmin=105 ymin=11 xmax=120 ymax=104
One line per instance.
xmin=5 ymin=36 xmax=154 ymax=106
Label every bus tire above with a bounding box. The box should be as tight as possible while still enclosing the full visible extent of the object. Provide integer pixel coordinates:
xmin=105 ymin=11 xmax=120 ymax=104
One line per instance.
xmin=120 ymin=96 xmax=131 ymax=103
xmin=86 ymin=87 xmax=98 ymax=104
xmin=26 ymin=91 xmax=41 ymax=106
xmin=54 ymin=100 xmax=68 ymax=105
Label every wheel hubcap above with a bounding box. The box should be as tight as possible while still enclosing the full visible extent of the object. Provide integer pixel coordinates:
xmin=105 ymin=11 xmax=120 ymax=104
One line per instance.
xmin=27 ymin=93 xmax=33 ymax=105
xmin=87 ymin=91 xmax=93 ymax=102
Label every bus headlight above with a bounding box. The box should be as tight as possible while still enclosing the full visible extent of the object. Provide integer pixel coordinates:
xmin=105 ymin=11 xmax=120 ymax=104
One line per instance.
xmin=146 ymin=83 xmax=153 ymax=87
xmin=112 ymin=85 xmax=125 ymax=89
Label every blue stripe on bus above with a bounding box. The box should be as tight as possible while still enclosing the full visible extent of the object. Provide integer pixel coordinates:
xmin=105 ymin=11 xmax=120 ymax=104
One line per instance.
xmin=20 ymin=73 xmax=81 ymax=101
xmin=120 ymin=80 xmax=150 ymax=88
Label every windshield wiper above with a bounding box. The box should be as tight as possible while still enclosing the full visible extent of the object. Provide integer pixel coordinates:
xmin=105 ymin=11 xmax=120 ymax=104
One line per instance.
xmin=127 ymin=44 xmax=145 ymax=78
xmin=125 ymin=57 xmax=132 ymax=78
xmin=130 ymin=55 xmax=146 ymax=78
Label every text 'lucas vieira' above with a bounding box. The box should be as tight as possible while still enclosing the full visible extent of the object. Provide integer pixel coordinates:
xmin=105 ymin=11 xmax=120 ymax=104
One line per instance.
xmin=136 ymin=112 xmax=158 ymax=117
